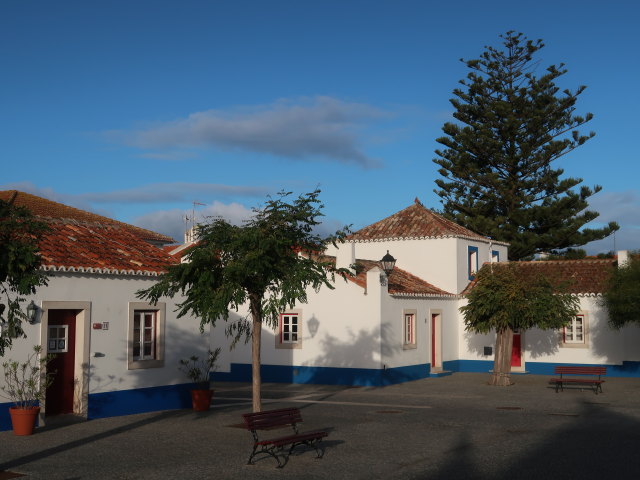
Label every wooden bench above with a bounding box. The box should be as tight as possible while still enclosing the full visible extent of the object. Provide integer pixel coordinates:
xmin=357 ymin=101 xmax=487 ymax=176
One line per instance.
xmin=550 ymin=366 xmax=606 ymax=394
xmin=242 ymin=407 xmax=329 ymax=468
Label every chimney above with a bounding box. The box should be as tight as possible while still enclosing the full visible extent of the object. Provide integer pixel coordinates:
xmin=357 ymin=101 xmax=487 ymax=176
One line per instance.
xmin=617 ymin=250 xmax=629 ymax=267
xmin=184 ymin=226 xmax=196 ymax=244
xmin=335 ymin=241 xmax=355 ymax=272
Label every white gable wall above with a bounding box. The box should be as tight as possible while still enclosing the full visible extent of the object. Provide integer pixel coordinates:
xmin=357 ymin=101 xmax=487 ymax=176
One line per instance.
xmin=330 ymin=238 xmax=507 ymax=295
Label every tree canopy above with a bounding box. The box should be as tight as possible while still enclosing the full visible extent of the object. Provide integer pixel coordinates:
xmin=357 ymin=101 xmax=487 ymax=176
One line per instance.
xmin=461 ymin=263 xmax=579 ymax=385
xmin=602 ymin=256 xmax=640 ymax=329
xmin=0 ymin=200 xmax=49 ymax=356
xmin=433 ymin=31 xmax=618 ymax=260
xmin=137 ymin=190 xmax=349 ymax=411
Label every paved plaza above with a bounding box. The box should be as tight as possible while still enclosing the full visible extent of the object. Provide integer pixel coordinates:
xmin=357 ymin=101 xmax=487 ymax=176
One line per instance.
xmin=2 ymin=372 xmax=640 ymax=479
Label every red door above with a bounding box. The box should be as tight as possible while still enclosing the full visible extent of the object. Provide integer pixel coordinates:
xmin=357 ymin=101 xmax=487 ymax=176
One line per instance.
xmin=431 ymin=314 xmax=437 ymax=366
xmin=511 ymin=331 xmax=522 ymax=367
xmin=46 ymin=310 xmax=77 ymax=415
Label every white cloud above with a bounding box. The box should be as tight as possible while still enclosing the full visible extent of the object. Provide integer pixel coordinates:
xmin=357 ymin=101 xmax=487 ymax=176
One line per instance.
xmin=76 ymin=183 xmax=269 ymax=204
xmin=133 ymin=201 xmax=254 ymax=243
xmin=105 ymin=96 xmax=389 ymax=168
xmin=583 ymin=190 xmax=640 ymax=254
xmin=1 ymin=181 xmax=268 ymax=206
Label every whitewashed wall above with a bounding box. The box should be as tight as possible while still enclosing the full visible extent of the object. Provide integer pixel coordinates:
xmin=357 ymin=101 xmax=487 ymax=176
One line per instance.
xmin=329 ymin=238 xmax=507 ymax=295
xmin=456 ymin=295 xmax=640 ymax=369
xmin=1 ymin=272 xmax=206 ymax=394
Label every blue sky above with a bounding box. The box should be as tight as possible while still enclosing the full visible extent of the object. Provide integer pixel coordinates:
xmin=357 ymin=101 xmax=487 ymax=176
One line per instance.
xmin=2 ymin=0 xmax=639 ymax=253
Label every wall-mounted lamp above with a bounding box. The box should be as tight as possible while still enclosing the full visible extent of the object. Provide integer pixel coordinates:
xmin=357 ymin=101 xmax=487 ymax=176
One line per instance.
xmin=379 ymin=250 xmax=396 ymax=286
xmin=307 ymin=315 xmax=320 ymax=338
xmin=26 ymin=300 xmax=39 ymax=324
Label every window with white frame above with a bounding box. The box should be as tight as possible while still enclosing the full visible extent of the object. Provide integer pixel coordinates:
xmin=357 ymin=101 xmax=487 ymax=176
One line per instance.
xmin=468 ymin=246 xmax=479 ymax=280
xmin=277 ymin=312 xmax=302 ymax=349
xmin=128 ymin=302 xmax=165 ymax=369
xmin=133 ymin=311 xmax=157 ymax=360
xmin=563 ymin=314 xmax=586 ymax=344
xmin=48 ymin=325 xmax=69 ymax=353
xmin=403 ymin=310 xmax=417 ymax=349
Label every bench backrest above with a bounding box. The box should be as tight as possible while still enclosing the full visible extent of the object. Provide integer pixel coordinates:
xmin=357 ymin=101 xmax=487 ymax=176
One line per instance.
xmin=554 ymin=366 xmax=606 ymax=376
xmin=242 ymin=408 xmax=303 ymax=431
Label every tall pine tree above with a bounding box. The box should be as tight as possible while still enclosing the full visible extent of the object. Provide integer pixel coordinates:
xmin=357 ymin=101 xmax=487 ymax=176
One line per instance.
xmin=434 ymin=31 xmax=618 ymax=260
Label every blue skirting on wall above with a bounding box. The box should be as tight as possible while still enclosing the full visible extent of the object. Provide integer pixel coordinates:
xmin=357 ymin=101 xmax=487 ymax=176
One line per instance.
xmin=88 ymin=383 xmax=194 ymax=420
xmin=443 ymin=359 xmax=640 ymax=377
xmin=212 ymin=362 xmax=430 ymax=387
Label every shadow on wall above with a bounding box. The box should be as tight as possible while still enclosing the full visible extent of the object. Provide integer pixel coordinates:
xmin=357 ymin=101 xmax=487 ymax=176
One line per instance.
xmin=87 ymin=320 xmax=209 ymax=419
xmin=299 ymin=322 xmax=408 ymax=386
xmin=463 ymin=303 xmax=640 ymax=375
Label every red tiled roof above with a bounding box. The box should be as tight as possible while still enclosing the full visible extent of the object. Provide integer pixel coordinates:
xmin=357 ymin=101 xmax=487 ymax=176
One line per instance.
xmin=348 ymin=199 xmax=491 ymax=242
xmin=325 ymin=256 xmax=453 ymax=296
xmin=0 ymin=190 xmax=175 ymax=245
xmin=39 ymin=220 xmax=177 ymax=276
xmin=462 ymin=259 xmax=616 ymax=295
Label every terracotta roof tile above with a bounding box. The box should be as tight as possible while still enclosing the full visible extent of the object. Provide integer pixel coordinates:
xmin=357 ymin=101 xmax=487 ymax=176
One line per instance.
xmin=462 ymin=259 xmax=615 ymax=295
xmin=348 ymin=199 xmax=490 ymax=242
xmin=39 ymin=220 xmax=177 ymax=275
xmin=323 ymin=256 xmax=454 ymax=296
xmin=0 ymin=190 xmax=175 ymax=245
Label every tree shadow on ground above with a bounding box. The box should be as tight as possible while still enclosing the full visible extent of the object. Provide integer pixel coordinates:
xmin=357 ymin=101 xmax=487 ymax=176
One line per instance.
xmin=405 ymin=400 xmax=640 ymax=479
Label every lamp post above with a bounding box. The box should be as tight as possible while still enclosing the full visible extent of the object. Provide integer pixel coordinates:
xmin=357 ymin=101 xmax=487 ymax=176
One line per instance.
xmin=380 ymin=250 xmax=396 ymax=286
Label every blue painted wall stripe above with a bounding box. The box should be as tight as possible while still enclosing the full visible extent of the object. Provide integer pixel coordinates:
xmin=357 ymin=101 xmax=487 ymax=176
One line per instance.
xmin=88 ymin=383 xmax=193 ymax=419
xmin=212 ymin=363 xmax=431 ymax=387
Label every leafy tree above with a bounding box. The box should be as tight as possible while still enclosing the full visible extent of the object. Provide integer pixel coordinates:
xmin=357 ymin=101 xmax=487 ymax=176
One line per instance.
xmin=433 ymin=31 xmax=618 ymax=260
xmin=0 ymin=200 xmax=49 ymax=356
xmin=461 ymin=263 xmax=579 ymax=386
xmin=137 ymin=190 xmax=349 ymax=411
xmin=602 ymin=256 xmax=640 ymax=329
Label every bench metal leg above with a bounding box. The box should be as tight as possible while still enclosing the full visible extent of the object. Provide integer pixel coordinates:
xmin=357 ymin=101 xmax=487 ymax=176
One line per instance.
xmin=247 ymin=445 xmax=286 ymax=468
xmin=287 ymin=438 xmax=325 ymax=459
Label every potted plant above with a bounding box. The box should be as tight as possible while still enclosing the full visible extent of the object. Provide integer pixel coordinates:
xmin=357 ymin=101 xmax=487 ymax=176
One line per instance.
xmin=1 ymin=345 xmax=56 ymax=435
xmin=178 ymin=347 xmax=220 ymax=411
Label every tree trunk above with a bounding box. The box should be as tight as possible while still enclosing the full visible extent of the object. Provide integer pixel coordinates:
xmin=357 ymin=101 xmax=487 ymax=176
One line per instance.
xmin=489 ymin=327 xmax=514 ymax=386
xmin=249 ymin=295 xmax=262 ymax=412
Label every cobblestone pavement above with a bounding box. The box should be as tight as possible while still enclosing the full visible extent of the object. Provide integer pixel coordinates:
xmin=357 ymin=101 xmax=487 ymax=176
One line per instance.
xmin=2 ymin=372 xmax=640 ymax=479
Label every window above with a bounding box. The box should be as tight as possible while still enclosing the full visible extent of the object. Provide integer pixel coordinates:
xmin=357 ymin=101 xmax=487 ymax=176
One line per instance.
xmin=48 ymin=325 xmax=68 ymax=353
xmin=128 ymin=302 xmax=165 ymax=369
xmin=403 ymin=309 xmax=417 ymax=349
xmin=491 ymin=250 xmax=500 ymax=263
xmin=562 ymin=313 xmax=588 ymax=348
xmin=276 ymin=311 xmax=302 ymax=349
xmin=564 ymin=315 xmax=585 ymax=344
xmin=133 ymin=311 xmax=156 ymax=360
xmin=468 ymin=246 xmax=479 ymax=280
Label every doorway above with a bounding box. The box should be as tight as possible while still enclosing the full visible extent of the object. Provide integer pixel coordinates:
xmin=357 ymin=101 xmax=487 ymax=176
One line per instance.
xmin=511 ymin=329 xmax=524 ymax=371
xmin=431 ymin=312 xmax=442 ymax=371
xmin=40 ymin=301 xmax=91 ymax=420
xmin=46 ymin=310 xmax=77 ymax=415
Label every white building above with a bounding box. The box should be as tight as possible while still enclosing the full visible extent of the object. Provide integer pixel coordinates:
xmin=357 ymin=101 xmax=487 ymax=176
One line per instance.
xmin=2 ymin=192 xmax=638 ymax=431
xmin=211 ymin=199 xmax=640 ymax=385
xmin=0 ymin=191 xmax=206 ymax=431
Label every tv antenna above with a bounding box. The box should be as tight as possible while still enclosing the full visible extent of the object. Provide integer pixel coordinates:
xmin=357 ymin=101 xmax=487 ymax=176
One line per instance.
xmin=184 ymin=201 xmax=206 ymax=242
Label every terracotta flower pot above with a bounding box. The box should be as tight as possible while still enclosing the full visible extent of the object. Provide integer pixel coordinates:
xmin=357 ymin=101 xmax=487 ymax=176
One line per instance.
xmin=9 ymin=406 xmax=40 ymax=436
xmin=190 ymin=389 xmax=213 ymax=411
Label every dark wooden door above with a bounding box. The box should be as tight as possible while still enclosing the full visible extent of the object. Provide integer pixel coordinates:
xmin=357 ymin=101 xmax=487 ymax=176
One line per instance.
xmin=45 ymin=310 xmax=77 ymax=415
